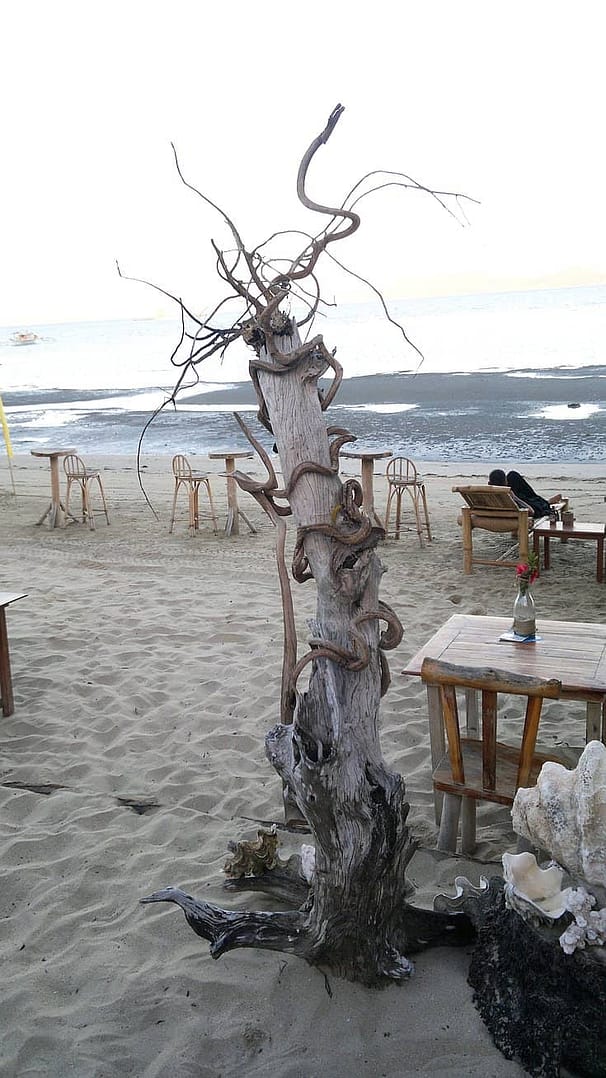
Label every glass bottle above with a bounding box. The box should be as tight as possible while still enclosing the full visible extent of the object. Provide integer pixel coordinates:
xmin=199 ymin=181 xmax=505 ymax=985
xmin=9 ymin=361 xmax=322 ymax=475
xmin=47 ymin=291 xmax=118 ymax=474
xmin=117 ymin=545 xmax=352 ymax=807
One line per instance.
xmin=513 ymin=587 xmax=536 ymax=638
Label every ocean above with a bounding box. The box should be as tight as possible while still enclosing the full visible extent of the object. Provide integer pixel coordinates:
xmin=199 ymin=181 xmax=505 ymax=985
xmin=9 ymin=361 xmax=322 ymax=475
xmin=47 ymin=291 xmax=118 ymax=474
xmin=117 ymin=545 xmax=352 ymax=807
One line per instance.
xmin=1 ymin=284 xmax=605 ymax=462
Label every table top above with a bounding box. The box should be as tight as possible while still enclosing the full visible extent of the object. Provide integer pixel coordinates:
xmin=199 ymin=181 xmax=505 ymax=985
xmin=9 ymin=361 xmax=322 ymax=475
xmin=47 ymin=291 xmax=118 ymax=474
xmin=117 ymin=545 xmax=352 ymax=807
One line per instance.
xmin=208 ymin=450 xmax=254 ymax=461
xmin=402 ymin=613 xmax=606 ymax=700
xmin=533 ymin=519 xmax=606 ymax=539
xmin=30 ymin=448 xmax=76 ymax=459
xmin=341 ymin=449 xmax=393 ymax=461
xmin=0 ymin=591 xmax=27 ymax=608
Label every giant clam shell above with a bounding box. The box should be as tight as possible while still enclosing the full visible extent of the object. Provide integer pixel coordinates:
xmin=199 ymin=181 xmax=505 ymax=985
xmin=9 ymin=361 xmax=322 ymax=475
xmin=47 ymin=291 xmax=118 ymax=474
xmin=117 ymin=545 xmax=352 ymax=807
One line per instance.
xmin=512 ymin=741 xmax=606 ymax=902
xmin=502 ymin=851 xmax=574 ymax=922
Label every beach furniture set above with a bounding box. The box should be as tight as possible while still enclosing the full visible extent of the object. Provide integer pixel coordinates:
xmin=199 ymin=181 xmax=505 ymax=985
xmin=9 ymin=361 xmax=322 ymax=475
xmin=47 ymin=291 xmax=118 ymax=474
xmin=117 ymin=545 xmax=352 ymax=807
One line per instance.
xmin=339 ymin=449 xmax=433 ymax=545
xmin=30 ymin=448 xmax=109 ymax=530
xmin=404 ymin=613 xmax=606 ymax=853
xmin=453 ymin=483 xmax=605 ymax=582
xmin=170 ymin=450 xmax=257 ymax=537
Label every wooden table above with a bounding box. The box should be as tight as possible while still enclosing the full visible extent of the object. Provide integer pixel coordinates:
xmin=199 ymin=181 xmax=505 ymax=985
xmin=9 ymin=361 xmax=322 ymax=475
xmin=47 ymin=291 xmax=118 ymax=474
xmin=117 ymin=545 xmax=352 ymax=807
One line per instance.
xmin=0 ymin=592 xmax=27 ymax=716
xmin=340 ymin=449 xmax=392 ymax=527
xmin=533 ymin=518 xmax=606 ymax=583
xmin=208 ymin=450 xmax=256 ymax=537
xmin=30 ymin=448 xmax=76 ymax=527
xmin=402 ymin=613 xmax=606 ymax=819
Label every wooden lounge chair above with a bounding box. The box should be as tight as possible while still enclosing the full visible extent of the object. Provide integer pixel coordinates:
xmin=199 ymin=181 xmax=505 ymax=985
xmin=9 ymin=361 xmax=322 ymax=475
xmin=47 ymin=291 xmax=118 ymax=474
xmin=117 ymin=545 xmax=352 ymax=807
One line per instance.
xmin=421 ymin=657 xmax=565 ymax=854
xmin=453 ymin=485 xmax=530 ymax=573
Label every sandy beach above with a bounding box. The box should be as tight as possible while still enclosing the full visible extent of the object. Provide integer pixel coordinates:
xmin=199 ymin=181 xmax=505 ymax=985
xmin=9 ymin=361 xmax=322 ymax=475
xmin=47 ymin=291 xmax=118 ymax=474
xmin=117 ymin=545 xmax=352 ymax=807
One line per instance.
xmin=1 ymin=452 xmax=605 ymax=1077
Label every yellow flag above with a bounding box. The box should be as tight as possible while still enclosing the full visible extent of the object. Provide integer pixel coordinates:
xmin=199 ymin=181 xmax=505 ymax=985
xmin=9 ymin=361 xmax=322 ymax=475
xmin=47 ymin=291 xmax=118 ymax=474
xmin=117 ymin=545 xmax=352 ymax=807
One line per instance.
xmin=0 ymin=395 xmax=13 ymax=458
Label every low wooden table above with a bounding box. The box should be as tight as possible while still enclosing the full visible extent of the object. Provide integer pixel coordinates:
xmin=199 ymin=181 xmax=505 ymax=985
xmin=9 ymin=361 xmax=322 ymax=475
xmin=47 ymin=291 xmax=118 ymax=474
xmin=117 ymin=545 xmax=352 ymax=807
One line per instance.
xmin=340 ymin=449 xmax=392 ymax=528
xmin=533 ymin=518 xmax=606 ymax=583
xmin=402 ymin=613 xmax=606 ymax=820
xmin=208 ymin=450 xmax=256 ymax=537
xmin=0 ymin=592 xmax=27 ymax=716
xmin=30 ymin=448 xmax=77 ymax=528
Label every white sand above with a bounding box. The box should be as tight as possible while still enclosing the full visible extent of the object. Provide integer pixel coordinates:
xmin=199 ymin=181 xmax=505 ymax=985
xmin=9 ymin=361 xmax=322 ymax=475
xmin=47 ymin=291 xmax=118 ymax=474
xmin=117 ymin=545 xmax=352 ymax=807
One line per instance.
xmin=1 ymin=453 xmax=605 ymax=1077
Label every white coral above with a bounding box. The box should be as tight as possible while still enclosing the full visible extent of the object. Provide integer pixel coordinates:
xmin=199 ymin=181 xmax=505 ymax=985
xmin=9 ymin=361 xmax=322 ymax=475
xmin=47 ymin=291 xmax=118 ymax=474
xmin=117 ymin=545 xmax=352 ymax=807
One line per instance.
xmin=560 ymin=922 xmax=587 ymax=955
xmin=558 ymin=888 xmax=606 ymax=954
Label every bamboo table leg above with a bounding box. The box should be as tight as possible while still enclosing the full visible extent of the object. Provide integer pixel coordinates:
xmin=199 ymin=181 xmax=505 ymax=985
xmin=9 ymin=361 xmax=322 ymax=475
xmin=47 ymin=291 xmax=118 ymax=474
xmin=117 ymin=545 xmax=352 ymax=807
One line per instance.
xmin=586 ymin=700 xmax=603 ymax=743
xmin=0 ymin=607 xmax=14 ymax=716
xmin=225 ymin=458 xmax=239 ymax=537
xmin=208 ymin=453 xmax=256 ymax=537
xmin=360 ymin=459 xmax=384 ymax=528
xmin=0 ymin=593 xmax=26 ymax=716
xmin=32 ymin=450 xmax=78 ymax=528
xmin=427 ymin=684 xmax=445 ymax=823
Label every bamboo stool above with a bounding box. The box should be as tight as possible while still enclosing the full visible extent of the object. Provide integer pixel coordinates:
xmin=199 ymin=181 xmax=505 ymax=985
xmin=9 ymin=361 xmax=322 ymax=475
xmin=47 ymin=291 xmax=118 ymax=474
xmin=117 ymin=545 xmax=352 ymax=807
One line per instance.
xmin=385 ymin=456 xmax=432 ymax=546
xmin=169 ymin=455 xmax=218 ymax=536
xmin=63 ymin=454 xmax=110 ymax=530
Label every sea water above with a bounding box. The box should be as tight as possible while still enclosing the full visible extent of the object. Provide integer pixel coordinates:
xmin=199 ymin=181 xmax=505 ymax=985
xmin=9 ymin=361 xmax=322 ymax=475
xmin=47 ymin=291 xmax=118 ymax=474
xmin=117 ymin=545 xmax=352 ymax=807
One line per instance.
xmin=1 ymin=284 xmax=604 ymax=461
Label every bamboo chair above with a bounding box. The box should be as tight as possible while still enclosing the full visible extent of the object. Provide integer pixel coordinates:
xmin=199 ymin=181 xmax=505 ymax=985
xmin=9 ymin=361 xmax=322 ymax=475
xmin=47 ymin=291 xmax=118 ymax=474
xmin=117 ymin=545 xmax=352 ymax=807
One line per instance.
xmin=385 ymin=456 xmax=432 ymax=546
xmin=169 ymin=454 xmax=218 ymax=537
xmin=453 ymin=485 xmax=531 ymax=573
xmin=63 ymin=454 xmax=110 ymax=530
xmin=421 ymin=657 xmax=564 ymax=855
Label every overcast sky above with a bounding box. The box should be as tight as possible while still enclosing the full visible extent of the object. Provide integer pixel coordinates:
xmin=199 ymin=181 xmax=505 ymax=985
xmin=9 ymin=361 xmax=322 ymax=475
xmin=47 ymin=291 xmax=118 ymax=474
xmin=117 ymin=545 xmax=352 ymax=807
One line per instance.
xmin=2 ymin=0 xmax=605 ymax=327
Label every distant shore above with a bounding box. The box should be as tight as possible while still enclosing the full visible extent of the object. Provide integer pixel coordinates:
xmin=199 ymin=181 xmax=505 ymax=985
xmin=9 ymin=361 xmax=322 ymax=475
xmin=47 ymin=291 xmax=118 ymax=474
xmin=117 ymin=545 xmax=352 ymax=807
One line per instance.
xmin=183 ymin=366 xmax=606 ymax=407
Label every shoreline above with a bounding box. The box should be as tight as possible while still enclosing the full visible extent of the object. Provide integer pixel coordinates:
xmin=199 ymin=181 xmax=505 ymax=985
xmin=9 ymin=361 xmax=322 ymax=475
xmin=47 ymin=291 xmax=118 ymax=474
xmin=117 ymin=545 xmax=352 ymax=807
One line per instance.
xmin=3 ymin=454 xmax=606 ymax=493
xmin=3 ymin=363 xmax=604 ymax=462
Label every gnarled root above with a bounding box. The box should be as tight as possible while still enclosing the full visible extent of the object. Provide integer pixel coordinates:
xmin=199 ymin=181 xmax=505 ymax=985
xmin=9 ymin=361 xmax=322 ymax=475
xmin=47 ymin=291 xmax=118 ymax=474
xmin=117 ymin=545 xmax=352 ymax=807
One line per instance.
xmin=140 ymin=879 xmax=475 ymax=986
xmin=140 ymin=887 xmax=309 ymax=959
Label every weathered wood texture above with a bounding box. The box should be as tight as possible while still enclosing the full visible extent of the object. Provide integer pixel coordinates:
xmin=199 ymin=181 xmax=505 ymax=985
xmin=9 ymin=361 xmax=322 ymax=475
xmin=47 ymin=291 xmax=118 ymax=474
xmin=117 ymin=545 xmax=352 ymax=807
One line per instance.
xmin=258 ymin=324 xmax=419 ymax=981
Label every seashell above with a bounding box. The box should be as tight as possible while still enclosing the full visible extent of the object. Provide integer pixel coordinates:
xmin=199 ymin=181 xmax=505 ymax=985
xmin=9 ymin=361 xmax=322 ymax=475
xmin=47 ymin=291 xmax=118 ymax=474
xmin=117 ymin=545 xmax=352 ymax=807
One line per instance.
xmin=432 ymin=874 xmax=489 ymax=915
xmin=502 ymin=851 xmax=575 ymax=922
xmin=223 ymin=826 xmax=279 ymax=878
xmin=512 ymin=740 xmax=606 ymax=904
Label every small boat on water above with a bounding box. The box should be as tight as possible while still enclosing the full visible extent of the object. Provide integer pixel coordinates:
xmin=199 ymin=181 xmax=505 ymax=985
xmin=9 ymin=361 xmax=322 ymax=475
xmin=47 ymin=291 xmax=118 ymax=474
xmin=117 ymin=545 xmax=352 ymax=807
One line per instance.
xmin=10 ymin=331 xmax=39 ymax=346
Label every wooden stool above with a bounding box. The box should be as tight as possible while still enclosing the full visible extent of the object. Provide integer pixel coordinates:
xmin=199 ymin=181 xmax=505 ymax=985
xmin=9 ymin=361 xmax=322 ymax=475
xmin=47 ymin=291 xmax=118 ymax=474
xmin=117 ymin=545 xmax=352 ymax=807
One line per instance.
xmin=169 ymin=455 xmax=218 ymax=536
xmin=63 ymin=454 xmax=110 ymax=530
xmin=385 ymin=456 xmax=432 ymax=545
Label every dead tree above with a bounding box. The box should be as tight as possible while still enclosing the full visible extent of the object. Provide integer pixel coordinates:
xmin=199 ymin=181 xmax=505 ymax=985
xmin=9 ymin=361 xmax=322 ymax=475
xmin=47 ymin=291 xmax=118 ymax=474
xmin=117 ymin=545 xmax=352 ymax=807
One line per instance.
xmin=138 ymin=105 xmax=478 ymax=985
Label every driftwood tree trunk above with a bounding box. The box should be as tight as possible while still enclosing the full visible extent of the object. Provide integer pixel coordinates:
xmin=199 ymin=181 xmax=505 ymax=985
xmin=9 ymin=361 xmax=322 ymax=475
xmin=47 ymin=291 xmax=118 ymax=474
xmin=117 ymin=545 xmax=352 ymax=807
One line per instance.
xmin=143 ymin=320 xmax=471 ymax=984
xmin=260 ymin=326 xmax=415 ymax=981
xmin=140 ymin=105 xmax=476 ymax=985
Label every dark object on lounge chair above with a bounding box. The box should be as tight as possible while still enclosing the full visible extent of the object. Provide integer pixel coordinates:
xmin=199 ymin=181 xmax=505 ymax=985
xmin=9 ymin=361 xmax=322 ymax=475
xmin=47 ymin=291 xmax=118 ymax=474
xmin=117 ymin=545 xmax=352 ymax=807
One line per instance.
xmin=506 ymin=471 xmax=552 ymax=519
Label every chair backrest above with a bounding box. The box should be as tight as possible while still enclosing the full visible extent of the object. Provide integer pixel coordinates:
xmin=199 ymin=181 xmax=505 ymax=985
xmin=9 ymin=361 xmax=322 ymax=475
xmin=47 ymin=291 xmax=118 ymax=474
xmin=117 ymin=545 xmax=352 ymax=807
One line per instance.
xmin=63 ymin=454 xmax=87 ymax=477
xmin=421 ymin=657 xmax=561 ymax=798
xmin=452 ymin=484 xmax=518 ymax=513
xmin=172 ymin=454 xmax=193 ymax=479
xmin=387 ymin=456 xmax=419 ymax=483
